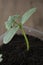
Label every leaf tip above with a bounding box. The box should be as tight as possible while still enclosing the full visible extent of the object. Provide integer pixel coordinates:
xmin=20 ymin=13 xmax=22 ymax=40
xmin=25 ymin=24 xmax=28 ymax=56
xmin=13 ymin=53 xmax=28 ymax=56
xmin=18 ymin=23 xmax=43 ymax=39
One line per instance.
xmin=3 ymin=37 xmax=8 ymax=44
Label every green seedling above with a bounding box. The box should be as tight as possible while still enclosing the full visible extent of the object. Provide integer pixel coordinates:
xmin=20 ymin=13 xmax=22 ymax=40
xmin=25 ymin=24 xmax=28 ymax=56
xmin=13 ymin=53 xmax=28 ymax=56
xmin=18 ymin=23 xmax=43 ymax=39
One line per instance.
xmin=3 ymin=8 xmax=36 ymax=51
xmin=0 ymin=54 xmax=3 ymax=62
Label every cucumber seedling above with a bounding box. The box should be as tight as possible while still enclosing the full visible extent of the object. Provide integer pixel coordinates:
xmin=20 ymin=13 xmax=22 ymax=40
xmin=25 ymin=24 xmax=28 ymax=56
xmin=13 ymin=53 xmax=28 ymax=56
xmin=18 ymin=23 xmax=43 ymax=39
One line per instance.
xmin=3 ymin=8 xmax=36 ymax=51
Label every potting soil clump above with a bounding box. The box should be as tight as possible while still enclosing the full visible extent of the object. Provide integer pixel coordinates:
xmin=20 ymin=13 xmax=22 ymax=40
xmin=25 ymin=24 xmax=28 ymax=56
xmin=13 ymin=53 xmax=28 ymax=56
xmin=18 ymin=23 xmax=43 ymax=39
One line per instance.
xmin=0 ymin=34 xmax=43 ymax=65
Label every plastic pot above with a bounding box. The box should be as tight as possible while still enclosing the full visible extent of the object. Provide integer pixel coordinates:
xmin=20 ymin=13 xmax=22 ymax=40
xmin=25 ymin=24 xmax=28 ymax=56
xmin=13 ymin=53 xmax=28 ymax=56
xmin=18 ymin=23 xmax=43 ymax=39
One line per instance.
xmin=0 ymin=26 xmax=43 ymax=65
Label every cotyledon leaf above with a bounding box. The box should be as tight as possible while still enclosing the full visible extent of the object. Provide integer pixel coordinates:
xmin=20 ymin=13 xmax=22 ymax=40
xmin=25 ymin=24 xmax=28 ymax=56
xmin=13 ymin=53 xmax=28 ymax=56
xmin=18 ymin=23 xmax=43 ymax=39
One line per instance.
xmin=0 ymin=54 xmax=2 ymax=58
xmin=21 ymin=8 xmax=36 ymax=25
xmin=5 ymin=15 xmax=20 ymax=30
xmin=3 ymin=26 xmax=19 ymax=44
xmin=0 ymin=58 xmax=3 ymax=62
xmin=3 ymin=8 xmax=36 ymax=44
xmin=0 ymin=54 xmax=3 ymax=62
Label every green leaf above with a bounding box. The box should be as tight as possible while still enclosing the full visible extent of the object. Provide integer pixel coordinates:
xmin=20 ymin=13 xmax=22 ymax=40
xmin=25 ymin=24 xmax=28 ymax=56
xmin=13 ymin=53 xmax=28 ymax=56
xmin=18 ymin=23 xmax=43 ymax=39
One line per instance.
xmin=3 ymin=8 xmax=37 ymax=44
xmin=0 ymin=58 xmax=3 ymax=62
xmin=21 ymin=8 xmax=36 ymax=24
xmin=0 ymin=54 xmax=2 ymax=58
xmin=5 ymin=15 xmax=20 ymax=30
xmin=3 ymin=26 xmax=19 ymax=44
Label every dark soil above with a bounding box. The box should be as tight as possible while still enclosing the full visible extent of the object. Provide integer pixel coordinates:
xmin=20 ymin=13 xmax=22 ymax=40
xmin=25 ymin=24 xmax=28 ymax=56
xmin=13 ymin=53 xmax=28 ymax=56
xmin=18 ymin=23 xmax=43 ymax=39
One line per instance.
xmin=0 ymin=34 xmax=43 ymax=65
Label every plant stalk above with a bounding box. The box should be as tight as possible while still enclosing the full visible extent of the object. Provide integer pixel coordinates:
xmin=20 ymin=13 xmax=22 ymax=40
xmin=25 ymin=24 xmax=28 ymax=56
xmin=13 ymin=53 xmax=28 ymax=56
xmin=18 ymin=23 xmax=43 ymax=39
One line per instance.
xmin=21 ymin=26 xmax=29 ymax=51
xmin=16 ymin=22 xmax=29 ymax=51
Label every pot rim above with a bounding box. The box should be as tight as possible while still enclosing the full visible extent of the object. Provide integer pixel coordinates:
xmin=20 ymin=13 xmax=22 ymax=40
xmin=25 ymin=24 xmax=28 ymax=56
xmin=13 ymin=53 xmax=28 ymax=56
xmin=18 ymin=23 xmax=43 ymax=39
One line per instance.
xmin=0 ymin=26 xmax=43 ymax=45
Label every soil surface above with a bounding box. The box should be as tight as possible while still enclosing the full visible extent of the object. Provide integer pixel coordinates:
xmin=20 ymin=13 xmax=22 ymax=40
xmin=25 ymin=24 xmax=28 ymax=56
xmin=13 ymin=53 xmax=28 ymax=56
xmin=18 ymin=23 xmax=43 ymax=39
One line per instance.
xmin=0 ymin=34 xmax=43 ymax=65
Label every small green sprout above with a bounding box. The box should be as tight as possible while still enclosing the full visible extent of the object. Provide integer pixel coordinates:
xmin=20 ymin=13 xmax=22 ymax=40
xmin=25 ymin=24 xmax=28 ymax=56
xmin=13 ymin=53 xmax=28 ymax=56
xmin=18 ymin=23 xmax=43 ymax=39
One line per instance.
xmin=0 ymin=54 xmax=3 ymax=62
xmin=3 ymin=8 xmax=36 ymax=51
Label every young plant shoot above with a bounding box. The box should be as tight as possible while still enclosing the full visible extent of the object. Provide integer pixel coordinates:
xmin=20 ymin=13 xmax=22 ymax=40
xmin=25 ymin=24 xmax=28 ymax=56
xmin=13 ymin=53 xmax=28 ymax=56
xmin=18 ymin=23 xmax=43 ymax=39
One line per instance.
xmin=0 ymin=54 xmax=3 ymax=62
xmin=3 ymin=8 xmax=36 ymax=51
